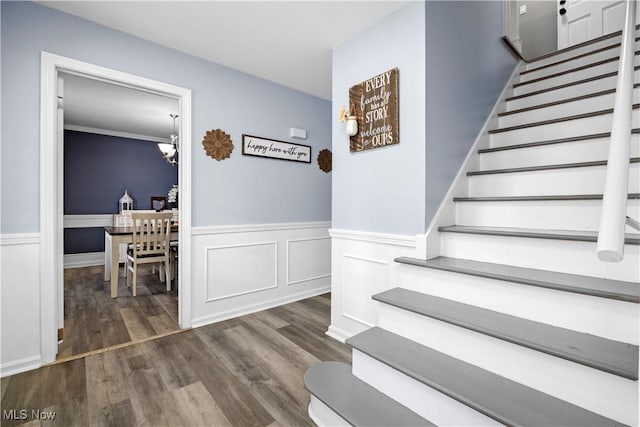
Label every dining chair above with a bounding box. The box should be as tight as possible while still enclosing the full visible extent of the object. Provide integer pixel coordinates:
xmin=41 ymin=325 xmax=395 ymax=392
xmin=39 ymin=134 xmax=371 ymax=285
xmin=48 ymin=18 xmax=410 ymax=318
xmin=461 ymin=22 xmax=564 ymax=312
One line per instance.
xmin=126 ymin=211 xmax=173 ymax=296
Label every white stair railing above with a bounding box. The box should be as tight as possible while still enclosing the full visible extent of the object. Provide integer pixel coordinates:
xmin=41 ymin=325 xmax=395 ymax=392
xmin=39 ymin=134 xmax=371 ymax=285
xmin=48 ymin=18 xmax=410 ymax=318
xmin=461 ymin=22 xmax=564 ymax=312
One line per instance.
xmin=597 ymin=0 xmax=637 ymax=262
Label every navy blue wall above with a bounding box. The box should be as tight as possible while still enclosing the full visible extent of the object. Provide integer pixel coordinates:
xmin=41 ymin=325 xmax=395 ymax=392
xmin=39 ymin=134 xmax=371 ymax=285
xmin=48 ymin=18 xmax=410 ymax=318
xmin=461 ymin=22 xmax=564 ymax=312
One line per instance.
xmin=64 ymin=130 xmax=178 ymax=253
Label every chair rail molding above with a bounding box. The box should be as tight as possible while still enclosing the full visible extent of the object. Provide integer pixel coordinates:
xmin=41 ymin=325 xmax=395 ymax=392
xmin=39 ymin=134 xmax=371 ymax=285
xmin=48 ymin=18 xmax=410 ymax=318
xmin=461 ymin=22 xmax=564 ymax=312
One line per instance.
xmin=40 ymin=51 xmax=193 ymax=366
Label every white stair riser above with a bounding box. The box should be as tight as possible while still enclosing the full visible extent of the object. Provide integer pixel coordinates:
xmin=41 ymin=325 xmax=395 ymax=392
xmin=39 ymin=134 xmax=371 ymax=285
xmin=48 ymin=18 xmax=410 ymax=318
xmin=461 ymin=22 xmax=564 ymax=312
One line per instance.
xmin=455 ymin=199 xmax=640 ymax=233
xmin=490 ymin=113 xmax=622 ymax=148
xmin=513 ymin=56 xmax=639 ymax=96
xmin=499 ymin=88 xmax=640 ymax=128
xmin=525 ymin=36 xmax=623 ymax=70
xmin=351 ymin=350 xmax=501 ymax=427
xmin=520 ymin=40 xmax=640 ymax=82
xmin=507 ymin=74 xmax=617 ymax=111
xmin=479 ymin=135 xmax=640 ymax=169
xmin=308 ymin=396 xmax=351 ymax=427
xmin=377 ymin=305 xmax=638 ymax=427
xmin=396 ymin=265 xmax=640 ymax=344
xmin=469 ymin=163 xmax=639 ymax=197
xmin=440 ymin=232 xmax=640 ymax=282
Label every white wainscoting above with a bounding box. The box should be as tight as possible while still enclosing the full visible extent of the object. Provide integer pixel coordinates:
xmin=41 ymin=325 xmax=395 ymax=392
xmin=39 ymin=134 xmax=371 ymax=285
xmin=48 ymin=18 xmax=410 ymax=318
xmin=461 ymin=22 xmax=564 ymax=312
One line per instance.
xmin=63 ymin=214 xmax=113 ymax=268
xmin=191 ymin=221 xmax=331 ymax=327
xmin=327 ymin=229 xmax=419 ymax=343
xmin=0 ymin=233 xmax=43 ymax=377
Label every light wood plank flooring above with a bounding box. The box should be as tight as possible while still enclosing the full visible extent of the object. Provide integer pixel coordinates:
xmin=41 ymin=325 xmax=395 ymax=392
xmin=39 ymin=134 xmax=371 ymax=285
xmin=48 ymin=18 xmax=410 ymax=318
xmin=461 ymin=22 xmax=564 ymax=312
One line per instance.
xmin=1 ymin=293 xmax=350 ymax=426
xmin=59 ymin=265 xmax=179 ymax=360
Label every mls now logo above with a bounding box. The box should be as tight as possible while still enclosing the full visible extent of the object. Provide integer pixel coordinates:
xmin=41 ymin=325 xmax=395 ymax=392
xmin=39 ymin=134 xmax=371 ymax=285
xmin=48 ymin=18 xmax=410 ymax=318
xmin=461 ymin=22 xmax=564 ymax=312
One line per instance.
xmin=3 ymin=409 xmax=56 ymax=421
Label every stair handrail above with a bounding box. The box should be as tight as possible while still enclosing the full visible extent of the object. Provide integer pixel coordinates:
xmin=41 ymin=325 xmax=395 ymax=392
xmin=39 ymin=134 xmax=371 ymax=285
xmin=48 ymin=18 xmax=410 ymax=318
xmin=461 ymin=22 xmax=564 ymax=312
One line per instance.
xmin=597 ymin=0 xmax=637 ymax=262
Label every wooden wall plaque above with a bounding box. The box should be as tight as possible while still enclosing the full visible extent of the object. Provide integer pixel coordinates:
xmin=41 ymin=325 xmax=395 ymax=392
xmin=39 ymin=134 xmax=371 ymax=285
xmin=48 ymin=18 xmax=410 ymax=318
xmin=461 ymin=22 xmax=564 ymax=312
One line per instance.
xmin=349 ymin=67 xmax=399 ymax=152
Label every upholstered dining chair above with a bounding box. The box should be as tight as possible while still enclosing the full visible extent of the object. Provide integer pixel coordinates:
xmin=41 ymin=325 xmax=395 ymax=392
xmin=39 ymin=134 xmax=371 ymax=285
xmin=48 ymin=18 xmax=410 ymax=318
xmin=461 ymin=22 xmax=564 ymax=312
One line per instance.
xmin=126 ymin=211 xmax=173 ymax=296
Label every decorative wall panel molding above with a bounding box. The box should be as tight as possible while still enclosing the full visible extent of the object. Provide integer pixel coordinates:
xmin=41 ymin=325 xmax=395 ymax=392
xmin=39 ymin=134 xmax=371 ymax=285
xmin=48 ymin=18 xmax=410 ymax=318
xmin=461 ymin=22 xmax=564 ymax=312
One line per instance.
xmin=204 ymin=241 xmax=278 ymax=302
xmin=327 ymin=230 xmax=418 ymax=342
xmin=191 ymin=221 xmax=331 ymax=329
xmin=287 ymin=237 xmax=331 ymax=286
xmin=341 ymin=253 xmax=389 ymax=327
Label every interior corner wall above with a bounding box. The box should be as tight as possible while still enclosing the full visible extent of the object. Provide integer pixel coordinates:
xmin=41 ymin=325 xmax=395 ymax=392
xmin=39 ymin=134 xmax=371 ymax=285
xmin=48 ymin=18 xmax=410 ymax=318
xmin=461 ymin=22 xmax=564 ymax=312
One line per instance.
xmin=331 ymin=2 xmax=426 ymax=236
xmin=424 ymin=1 xmax=517 ymax=227
xmin=519 ymin=0 xmax=557 ymax=58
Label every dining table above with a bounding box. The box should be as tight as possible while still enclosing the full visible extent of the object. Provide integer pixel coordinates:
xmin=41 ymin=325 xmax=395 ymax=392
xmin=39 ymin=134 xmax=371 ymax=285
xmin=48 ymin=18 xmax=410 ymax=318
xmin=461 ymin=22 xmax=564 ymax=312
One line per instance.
xmin=104 ymin=225 xmax=178 ymax=298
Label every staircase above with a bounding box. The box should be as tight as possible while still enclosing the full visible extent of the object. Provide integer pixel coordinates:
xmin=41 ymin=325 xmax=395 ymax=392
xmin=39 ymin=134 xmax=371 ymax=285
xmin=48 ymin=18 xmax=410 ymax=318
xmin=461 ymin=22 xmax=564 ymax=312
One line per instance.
xmin=306 ymin=29 xmax=640 ymax=427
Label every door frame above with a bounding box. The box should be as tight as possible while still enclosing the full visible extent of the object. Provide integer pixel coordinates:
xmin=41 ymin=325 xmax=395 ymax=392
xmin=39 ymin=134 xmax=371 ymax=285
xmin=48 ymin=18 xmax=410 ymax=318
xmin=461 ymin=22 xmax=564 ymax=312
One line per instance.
xmin=40 ymin=52 xmax=193 ymax=363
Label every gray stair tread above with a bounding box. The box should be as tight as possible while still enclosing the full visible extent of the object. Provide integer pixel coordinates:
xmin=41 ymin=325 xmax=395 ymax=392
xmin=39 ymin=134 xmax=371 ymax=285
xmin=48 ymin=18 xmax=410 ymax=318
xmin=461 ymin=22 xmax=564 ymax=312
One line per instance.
xmin=506 ymin=65 xmax=640 ymax=102
xmin=499 ymin=84 xmax=640 ymax=117
xmin=526 ymin=26 xmax=638 ymax=63
xmin=489 ymin=105 xmax=640 ymax=134
xmin=438 ymin=225 xmax=640 ymax=245
xmin=347 ymin=327 xmax=628 ymax=427
xmin=394 ymin=256 xmax=640 ymax=303
xmin=522 ymin=37 xmax=639 ymax=75
xmin=453 ymin=193 xmax=640 ymax=202
xmin=514 ymin=54 xmax=635 ymax=89
xmin=478 ymin=129 xmax=640 ymax=153
xmin=304 ymin=361 xmax=434 ymax=427
xmin=467 ymin=157 xmax=639 ymax=175
xmin=372 ymin=288 xmax=639 ymax=380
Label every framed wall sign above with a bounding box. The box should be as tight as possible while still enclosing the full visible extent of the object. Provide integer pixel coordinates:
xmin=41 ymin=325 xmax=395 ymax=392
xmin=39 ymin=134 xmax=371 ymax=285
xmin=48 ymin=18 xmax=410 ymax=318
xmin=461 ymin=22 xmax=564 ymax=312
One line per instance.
xmin=242 ymin=134 xmax=312 ymax=163
xmin=349 ymin=67 xmax=399 ymax=152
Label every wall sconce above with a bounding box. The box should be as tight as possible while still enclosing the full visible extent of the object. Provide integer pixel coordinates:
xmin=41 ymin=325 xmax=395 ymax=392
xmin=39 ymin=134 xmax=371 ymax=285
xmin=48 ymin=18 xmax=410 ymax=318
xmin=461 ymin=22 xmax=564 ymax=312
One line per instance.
xmin=338 ymin=105 xmax=358 ymax=136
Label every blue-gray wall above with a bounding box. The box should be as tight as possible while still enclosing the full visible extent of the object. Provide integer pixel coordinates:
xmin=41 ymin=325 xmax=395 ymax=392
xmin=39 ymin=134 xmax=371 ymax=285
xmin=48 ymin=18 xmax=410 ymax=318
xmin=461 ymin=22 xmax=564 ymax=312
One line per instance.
xmin=0 ymin=1 xmax=331 ymax=234
xmin=332 ymin=2 xmax=427 ymax=235
xmin=64 ymin=130 xmax=178 ymax=254
xmin=425 ymin=1 xmax=517 ymax=226
xmin=332 ymin=1 xmax=515 ymax=236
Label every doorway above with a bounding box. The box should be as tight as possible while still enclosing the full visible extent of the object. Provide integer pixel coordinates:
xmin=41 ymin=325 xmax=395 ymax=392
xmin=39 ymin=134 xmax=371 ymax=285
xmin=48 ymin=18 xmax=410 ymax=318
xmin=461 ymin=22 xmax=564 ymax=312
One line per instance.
xmin=40 ymin=52 xmax=193 ymax=364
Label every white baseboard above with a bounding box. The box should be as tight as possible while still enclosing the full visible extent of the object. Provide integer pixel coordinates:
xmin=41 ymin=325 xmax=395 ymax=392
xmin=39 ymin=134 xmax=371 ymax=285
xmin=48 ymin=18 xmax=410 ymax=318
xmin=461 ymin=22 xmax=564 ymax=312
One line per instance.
xmin=192 ymin=285 xmax=330 ymax=328
xmin=64 ymin=252 xmax=105 ymax=268
xmin=326 ymin=325 xmax=352 ymax=343
xmin=0 ymin=355 xmax=42 ymax=378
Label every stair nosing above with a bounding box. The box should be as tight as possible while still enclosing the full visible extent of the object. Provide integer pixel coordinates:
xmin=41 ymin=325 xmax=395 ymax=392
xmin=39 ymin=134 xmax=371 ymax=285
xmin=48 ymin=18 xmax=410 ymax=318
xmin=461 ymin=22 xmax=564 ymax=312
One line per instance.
xmin=371 ymin=289 xmax=639 ymax=380
xmin=506 ymin=65 xmax=640 ymax=102
xmin=304 ymin=361 xmax=434 ymax=427
xmin=498 ymin=84 xmax=640 ymax=118
xmin=347 ymin=327 xmax=630 ymax=427
xmin=521 ymin=37 xmax=640 ymax=76
xmin=394 ymin=255 xmax=640 ymax=303
xmin=437 ymin=225 xmax=640 ymax=245
xmin=513 ymin=53 xmax=639 ymax=89
xmin=489 ymin=104 xmax=640 ymax=134
xmin=452 ymin=193 xmax=640 ymax=202
xmin=478 ymin=129 xmax=640 ymax=154
xmin=467 ymin=157 xmax=640 ymax=176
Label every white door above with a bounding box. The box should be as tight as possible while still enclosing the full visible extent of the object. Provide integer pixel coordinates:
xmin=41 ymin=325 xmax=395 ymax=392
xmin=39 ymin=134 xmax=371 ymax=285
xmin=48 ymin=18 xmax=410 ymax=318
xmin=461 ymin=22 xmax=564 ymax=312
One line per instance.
xmin=557 ymin=0 xmax=631 ymax=49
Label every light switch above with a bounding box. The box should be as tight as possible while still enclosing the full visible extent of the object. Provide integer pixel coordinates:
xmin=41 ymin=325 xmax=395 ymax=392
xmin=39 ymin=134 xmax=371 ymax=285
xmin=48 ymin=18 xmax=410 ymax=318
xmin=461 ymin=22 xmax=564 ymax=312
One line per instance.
xmin=519 ymin=4 xmax=527 ymax=15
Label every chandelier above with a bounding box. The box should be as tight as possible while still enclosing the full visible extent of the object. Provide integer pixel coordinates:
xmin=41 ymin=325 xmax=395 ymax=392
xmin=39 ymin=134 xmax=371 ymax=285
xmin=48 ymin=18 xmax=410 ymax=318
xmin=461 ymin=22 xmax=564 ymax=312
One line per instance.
xmin=158 ymin=113 xmax=179 ymax=165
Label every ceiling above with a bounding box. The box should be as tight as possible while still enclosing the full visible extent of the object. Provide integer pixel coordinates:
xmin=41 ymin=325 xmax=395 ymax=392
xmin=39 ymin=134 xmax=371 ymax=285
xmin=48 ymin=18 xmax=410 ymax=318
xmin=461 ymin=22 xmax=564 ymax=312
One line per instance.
xmin=45 ymin=1 xmax=408 ymax=141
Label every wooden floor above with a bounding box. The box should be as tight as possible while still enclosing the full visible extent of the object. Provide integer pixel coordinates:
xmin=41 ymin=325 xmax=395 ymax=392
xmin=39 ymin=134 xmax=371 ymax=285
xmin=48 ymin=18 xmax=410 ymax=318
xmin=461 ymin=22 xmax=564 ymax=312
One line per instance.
xmin=1 ymin=293 xmax=350 ymax=427
xmin=58 ymin=265 xmax=179 ymax=360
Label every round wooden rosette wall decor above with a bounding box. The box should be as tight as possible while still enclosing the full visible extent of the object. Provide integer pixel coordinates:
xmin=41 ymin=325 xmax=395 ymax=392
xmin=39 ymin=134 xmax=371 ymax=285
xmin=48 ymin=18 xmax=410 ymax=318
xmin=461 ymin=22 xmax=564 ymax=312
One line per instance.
xmin=317 ymin=148 xmax=332 ymax=173
xmin=202 ymin=129 xmax=233 ymax=161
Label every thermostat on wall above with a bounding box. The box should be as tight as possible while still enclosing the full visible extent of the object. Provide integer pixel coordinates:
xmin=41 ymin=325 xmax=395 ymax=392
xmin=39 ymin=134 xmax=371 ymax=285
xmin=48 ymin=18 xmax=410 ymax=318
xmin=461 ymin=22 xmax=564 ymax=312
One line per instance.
xmin=289 ymin=127 xmax=307 ymax=140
